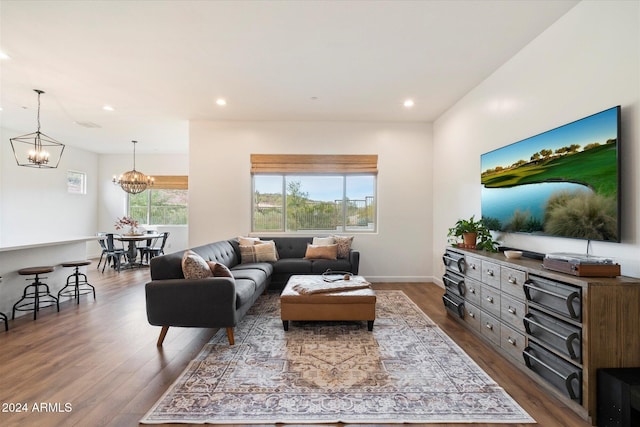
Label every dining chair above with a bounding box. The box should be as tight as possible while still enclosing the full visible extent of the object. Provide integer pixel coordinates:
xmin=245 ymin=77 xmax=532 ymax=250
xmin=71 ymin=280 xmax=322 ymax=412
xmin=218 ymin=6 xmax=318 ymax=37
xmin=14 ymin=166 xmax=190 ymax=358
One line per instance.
xmin=102 ymin=233 xmax=126 ymax=273
xmin=141 ymin=231 xmax=170 ymax=263
xmin=96 ymin=232 xmax=108 ymax=270
xmin=138 ymin=231 xmax=158 ymax=265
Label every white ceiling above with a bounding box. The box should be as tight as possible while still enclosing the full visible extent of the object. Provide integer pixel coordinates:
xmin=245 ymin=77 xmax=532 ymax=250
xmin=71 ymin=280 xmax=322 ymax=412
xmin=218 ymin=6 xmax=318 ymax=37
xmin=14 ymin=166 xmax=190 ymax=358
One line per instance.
xmin=0 ymin=0 xmax=578 ymax=154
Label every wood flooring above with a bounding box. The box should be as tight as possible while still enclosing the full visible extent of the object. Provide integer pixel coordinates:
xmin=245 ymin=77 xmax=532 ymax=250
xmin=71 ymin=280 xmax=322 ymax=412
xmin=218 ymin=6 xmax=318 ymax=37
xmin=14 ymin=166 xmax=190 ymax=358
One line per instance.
xmin=0 ymin=264 xmax=591 ymax=427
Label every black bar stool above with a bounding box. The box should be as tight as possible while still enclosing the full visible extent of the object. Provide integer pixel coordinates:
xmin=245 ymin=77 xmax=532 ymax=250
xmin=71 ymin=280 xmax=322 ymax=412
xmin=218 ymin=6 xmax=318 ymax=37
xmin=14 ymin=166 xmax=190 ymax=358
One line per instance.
xmin=58 ymin=260 xmax=95 ymax=304
xmin=0 ymin=311 xmax=7 ymax=331
xmin=13 ymin=266 xmax=60 ymax=320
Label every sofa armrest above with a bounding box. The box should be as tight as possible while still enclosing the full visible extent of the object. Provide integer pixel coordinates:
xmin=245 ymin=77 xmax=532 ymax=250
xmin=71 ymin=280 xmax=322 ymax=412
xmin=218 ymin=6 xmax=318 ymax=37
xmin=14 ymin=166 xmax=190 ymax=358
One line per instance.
xmin=349 ymin=250 xmax=360 ymax=275
xmin=145 ymin=277 xmax=237 ymax=328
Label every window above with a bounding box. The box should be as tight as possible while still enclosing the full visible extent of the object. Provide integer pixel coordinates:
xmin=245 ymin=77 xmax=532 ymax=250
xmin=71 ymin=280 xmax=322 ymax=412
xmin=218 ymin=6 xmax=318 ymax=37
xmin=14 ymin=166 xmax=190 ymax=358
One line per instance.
xmin=128 ymin=176 xmax=188 ymax=225
xmin=251 ymin=155 xmax=377 ymax=233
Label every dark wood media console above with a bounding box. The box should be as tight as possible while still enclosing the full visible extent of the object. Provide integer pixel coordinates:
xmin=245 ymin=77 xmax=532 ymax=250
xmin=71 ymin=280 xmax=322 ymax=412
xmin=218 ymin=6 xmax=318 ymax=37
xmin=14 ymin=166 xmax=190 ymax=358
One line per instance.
xmin=442 ymin=247 xmax=640 ymax=425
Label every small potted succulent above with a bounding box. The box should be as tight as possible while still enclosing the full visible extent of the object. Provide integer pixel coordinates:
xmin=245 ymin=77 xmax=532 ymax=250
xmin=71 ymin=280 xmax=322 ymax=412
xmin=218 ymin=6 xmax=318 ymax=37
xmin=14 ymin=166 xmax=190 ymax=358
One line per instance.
xmin=447 ymin=215 xmax=499 ymax=252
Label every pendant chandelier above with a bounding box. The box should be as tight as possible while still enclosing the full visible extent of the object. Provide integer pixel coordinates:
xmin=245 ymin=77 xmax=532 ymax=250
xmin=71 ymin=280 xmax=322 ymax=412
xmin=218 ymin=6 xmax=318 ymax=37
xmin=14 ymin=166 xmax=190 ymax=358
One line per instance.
xmin=10 ymin=89 xmax=65 ymax=168
xmin=112 ymin=140 xmax=154 ymax=194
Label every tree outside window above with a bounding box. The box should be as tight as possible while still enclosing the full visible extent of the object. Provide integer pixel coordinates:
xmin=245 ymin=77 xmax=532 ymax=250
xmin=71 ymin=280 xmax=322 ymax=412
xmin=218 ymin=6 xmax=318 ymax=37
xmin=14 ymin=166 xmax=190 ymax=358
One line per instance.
xmin=129 ymin=189 xmax=188 ymax=225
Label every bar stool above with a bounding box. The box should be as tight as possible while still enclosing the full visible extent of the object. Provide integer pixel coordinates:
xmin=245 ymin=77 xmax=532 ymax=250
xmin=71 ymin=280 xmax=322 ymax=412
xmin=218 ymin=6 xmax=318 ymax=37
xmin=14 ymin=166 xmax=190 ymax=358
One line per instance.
xmin=13 ymin=266 xmax=60 ymax=320
xmin=58 ymin=260 xmax=95 ymax=304
xmin=0 ymin=311 xmax=7 ymax=331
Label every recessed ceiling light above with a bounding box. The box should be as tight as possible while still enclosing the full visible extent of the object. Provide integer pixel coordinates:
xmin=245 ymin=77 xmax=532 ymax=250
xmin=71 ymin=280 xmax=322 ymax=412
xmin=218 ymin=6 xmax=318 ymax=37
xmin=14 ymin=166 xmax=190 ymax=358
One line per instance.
xmin=103 ymin=105 xmax=114 ymax=111
xmin=403 ymin=99 xmax=415 ymax=108
xmin=216 ymin=98 xmax=227 ymax=106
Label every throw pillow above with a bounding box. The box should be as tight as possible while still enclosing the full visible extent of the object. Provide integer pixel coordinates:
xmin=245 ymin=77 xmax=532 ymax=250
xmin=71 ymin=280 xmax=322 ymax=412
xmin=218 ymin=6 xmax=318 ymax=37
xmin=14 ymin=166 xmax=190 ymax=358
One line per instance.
xmin=206 ymin=261 xmax=234 ymax=278
xmin=182 ymin=250 xmax=212 ymax=279
xmin=332 ymin=235 xmax=354 ymax=258
xmin=304 ymin=243 xmax=338 ymax=260
xmin=239 ymin=244 xmax=258 ymax=264
xmin=254 ymin=240 xmax=279 ymax=262
xmin=238 ymin=236 xmax=260 ymax=246
xmin=312 ymin=236 xmax=335 ymax=246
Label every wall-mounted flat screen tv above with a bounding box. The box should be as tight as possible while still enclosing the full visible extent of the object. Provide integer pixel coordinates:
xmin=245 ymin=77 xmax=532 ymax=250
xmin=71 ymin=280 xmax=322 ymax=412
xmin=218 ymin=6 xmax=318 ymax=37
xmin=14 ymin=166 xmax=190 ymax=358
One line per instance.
xmin=481 ymin=106 xmax=621 ymax=242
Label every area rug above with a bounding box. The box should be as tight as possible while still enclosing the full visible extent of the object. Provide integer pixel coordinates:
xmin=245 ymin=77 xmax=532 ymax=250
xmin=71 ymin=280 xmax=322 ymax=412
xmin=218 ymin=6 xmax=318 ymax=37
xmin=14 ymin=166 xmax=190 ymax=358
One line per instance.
xmin=141 ymin=290 xmax=535 ymax=424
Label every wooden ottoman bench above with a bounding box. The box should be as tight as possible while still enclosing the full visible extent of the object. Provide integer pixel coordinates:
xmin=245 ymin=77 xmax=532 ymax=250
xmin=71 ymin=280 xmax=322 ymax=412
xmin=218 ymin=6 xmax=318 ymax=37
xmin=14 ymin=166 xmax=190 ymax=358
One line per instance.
xmin=280 ymin=274 xmax=376 ymax=331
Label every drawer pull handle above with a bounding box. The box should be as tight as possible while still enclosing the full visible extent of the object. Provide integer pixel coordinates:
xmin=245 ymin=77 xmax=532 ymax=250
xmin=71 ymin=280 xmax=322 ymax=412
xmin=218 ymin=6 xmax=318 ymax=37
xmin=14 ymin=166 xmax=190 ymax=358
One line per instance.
xmin=523 ymin=348 xmax=581 ymax=401
xmin=487 ymin=269 xmax=494 ymax=277
xmin=470 ymin=263 xmax=477 ymax=270
xmin=469 ymin=312 xmax=475 ymax=318
xmin=508 ymin=276 xmax=517 ymax=284
xmin=523 ymin=281 xmax=580 ymax=320
xmin=523 ymin=315 xmax=580 ymax=360
xmin=508 ymin=306 xmax=516 ymax=315
xmin=485 ymin=323 xmax=493 ymax=330
xmin=469 ymin=288 xmax=476 ymax=294
xmin=486 ymin=296 xmax=494 ymax=303
xmin=507 ymin=337 xmax=516 ymax=346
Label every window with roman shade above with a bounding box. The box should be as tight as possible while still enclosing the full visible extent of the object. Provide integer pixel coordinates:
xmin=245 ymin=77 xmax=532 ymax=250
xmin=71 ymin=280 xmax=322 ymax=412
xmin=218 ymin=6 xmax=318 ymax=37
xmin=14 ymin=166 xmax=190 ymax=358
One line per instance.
xmin=128 ymin=176 xmax=188 ymax=225
xmin=251 ymin=154 xmax=377 ymax=233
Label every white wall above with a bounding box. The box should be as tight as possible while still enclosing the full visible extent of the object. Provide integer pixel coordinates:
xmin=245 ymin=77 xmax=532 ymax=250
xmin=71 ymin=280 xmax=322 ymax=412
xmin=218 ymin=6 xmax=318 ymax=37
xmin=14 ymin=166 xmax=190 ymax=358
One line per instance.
xmin=0 ymin=126 xmax=99 ymax=246
xmin=433 ymin=1 xmax=640 ymax=278
xmin=189 ymin=121 xmax=433 ymax=282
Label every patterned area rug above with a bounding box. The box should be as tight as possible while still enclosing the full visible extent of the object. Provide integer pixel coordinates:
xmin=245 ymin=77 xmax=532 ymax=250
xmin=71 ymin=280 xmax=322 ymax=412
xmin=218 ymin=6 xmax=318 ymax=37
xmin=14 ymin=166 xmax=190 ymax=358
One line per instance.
xmin=141 ymin=290 xmax=534 ymax=424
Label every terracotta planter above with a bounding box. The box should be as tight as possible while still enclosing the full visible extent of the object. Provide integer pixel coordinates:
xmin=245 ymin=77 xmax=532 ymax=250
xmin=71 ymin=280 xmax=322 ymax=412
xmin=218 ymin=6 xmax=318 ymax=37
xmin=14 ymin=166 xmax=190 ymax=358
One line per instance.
xmin=462 ymin=232 xmax=477 ymax=249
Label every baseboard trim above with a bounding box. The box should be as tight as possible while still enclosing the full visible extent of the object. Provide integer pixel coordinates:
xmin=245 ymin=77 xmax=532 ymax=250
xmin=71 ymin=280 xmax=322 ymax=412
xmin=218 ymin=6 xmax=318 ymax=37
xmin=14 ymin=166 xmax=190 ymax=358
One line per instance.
xmin=367 ymin=275 xmax=436 ymax=283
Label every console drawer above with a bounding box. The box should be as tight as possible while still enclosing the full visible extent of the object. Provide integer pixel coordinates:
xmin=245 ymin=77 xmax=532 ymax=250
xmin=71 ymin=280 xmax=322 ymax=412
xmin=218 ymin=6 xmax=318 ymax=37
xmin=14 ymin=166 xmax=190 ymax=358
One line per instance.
xmin=501 ymin=267 xmax=526 ymax=300
xmin=443 ymin=271 xmax=466 ymax=298
xmin=465 ymin=255 xmax=482 ymax=281
xmin=463 ymin=303 xmax=481 ymax=332
xmin=524 ymin=275 xmax=581 ymax=322
xmin=464 ymin=277 xmax=482 ymax=307
xmin=482 ymin=260 xmax=501 ymax=289
xmin=524 ymin=307 xmax=582 ymax=362
xmin=443 ymin=250 xmax=466 ymax=274
xmin=501 ymin=294 xmax=526 ymax=333
xmin=481 ymin=284 xmax=501 ymax=318
xmin=501 ymin=325 xmax=526 ymax=364
xmin=481 ymin=311 xmax=501 ymax=345
xmin=442 ymin=293 xmax=465 ymax=319
xmin=524 ymin=341 xmax=582 ymax=403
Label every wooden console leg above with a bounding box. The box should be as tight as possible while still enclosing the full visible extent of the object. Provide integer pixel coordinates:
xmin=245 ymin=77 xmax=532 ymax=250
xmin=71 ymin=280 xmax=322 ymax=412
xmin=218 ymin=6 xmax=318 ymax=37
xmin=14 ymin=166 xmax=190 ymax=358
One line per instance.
xmin=157 ymin=326 xmax=169 ymax=346
xmin=367 ymin=320 xmax=374 ymax=331
xmin=226 ymin=327 xmax=235 ymax=345
xmin=282 ymin=320 xmax=289 ymax=331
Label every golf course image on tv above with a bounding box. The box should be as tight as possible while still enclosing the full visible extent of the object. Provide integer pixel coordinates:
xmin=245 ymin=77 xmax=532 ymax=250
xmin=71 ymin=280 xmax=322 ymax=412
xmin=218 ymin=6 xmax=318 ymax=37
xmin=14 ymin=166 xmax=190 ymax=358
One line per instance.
xmin=481 ymin=106 xmax=621 ymax=242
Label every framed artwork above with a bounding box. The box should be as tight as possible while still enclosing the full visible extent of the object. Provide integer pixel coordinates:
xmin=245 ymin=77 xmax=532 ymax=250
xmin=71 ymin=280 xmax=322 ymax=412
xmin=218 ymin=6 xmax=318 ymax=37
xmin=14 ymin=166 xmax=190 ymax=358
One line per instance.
xmin=67 ymin=170 xmax=87 ymax=194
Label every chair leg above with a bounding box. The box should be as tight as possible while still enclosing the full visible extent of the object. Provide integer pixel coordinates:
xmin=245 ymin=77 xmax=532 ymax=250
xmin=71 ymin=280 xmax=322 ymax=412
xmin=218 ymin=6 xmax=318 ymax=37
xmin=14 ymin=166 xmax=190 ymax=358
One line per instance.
xmin=157 ymin=326 xmax=169 ymax=346
xmin=226 ymin=327 xmax=235 ymax=345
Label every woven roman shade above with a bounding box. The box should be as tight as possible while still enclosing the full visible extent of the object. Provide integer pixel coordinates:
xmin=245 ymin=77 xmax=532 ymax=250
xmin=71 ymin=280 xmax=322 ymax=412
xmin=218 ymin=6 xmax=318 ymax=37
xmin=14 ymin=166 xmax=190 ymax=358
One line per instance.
xmin=151 ymin=175 xmax=188 ymax=190
xmin=250 ymin=154 xmax=378 ymax=174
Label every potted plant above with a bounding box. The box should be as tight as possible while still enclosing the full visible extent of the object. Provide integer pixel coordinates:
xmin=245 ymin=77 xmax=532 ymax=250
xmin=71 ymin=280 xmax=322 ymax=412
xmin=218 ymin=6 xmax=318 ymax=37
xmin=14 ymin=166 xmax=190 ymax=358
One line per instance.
xmin=447 ymin=215 xmax=499 ymax=252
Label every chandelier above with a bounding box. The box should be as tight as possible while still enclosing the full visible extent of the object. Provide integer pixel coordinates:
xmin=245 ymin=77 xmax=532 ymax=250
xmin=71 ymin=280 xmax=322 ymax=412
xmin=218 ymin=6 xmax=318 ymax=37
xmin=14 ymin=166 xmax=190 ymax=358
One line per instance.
xmin=113 ymin=140 xmax=154 ymax=194
xmin=10 ymin=89 xmax=65 ymax=168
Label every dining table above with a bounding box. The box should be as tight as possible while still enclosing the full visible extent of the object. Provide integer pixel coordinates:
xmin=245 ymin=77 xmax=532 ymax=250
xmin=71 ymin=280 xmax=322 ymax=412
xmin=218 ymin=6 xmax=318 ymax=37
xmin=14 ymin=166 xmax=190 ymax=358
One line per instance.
xmin=115 ymin=233 xmax=162 ymax=269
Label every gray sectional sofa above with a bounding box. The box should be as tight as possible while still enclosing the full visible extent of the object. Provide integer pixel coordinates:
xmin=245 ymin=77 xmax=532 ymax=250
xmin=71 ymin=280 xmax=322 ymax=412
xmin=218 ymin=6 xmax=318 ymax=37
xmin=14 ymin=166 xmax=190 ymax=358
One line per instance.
xmin=145 ymin=236 xmax=359 ymax=346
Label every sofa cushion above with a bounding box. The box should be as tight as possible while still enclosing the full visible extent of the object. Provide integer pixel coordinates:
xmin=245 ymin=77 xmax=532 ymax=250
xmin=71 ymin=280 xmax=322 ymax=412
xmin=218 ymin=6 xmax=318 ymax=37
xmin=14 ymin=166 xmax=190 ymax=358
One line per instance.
xmin=231 ymin=268 xmax=268 ymax=286
xmin=333 ymin=235 xmax=354 ymax=259
xmin=182 ymin=250 xmax=211 ymax=279
xmin=192 ymin=241 xmax=239 ymax=268
xmin=231 ymin=262 xmax=274 ymax=276
xmin=273 ymin=259 xmax=313 ymax=274
xmin=234 ymin=279 xmax=257 ymax=308
xmin=304 ymin=244 xmax=338 ymax=260
xmin=310 ymin=258 xmax=353 ymax=274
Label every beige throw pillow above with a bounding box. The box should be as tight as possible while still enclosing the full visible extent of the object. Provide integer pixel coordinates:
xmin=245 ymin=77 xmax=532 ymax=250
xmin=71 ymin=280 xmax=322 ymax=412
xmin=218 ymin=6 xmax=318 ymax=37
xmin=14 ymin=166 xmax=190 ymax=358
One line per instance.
xmin=240 ymin=240 xmax=279 ymax=263
xmin=312 ymin=236 xmax=335 ymax=246
xmin=304 ymin=244 xmax=338 ymax=260
xmin=182 ymin=250 xmax=212 ymax=279
xmin=238 ymin=236 xmax=260 ymax=246
xmin=332 ymin=235 xmax=354 ymax=258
